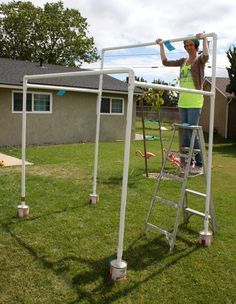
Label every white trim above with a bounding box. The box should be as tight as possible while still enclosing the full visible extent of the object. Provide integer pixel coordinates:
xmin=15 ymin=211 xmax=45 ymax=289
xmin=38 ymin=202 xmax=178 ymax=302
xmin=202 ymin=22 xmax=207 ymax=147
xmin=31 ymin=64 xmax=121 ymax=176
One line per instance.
xmin=102 ymin=89 xmax=140 ymax=96
xmin=12 ymin=90 xmax=53 ymax=114
xmin=0 ymin=84 xmax=22 ymax=90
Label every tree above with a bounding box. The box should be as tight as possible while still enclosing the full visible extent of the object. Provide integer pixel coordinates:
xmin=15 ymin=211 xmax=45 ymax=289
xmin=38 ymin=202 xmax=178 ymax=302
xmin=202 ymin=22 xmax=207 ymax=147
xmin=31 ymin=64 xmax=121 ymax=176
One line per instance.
xmin=152 ymin=79 xmax=178 ymax=107
xmin=226 ymin=45 xmax=236 ymax=98
xmin=0 ymin=1 xmax=99 ymax=66
xmin=136 ymin=82 xmax=165 ymax=177
xmin=135 ymin=78 xmax=178 ymax=107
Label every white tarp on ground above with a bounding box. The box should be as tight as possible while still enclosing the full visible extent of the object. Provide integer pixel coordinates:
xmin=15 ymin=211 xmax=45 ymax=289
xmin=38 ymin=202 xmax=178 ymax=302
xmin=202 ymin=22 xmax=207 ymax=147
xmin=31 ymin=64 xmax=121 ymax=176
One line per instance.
xmin=0 ymin=153 xmax=32 ymax=167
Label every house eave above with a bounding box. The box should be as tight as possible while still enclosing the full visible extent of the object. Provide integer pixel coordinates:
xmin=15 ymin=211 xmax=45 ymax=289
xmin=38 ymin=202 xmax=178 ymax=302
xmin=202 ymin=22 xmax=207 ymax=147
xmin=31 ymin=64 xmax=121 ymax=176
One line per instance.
xmin=204 ymin=77 xmax=229 ymax=98
xmin=0 ymin=84 xmax=22 ymax=90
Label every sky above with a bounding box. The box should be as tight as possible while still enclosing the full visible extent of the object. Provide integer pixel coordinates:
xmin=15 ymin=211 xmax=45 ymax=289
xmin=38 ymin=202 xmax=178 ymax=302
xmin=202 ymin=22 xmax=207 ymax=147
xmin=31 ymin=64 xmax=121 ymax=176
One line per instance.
xmin=1 ymin=0 xmax=236 ymax=83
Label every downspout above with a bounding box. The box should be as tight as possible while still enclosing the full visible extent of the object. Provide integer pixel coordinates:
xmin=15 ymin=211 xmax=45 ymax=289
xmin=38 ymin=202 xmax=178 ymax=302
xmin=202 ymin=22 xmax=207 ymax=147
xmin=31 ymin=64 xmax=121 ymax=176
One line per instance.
xmin=225 ymin=97 xmax=232 ymax=139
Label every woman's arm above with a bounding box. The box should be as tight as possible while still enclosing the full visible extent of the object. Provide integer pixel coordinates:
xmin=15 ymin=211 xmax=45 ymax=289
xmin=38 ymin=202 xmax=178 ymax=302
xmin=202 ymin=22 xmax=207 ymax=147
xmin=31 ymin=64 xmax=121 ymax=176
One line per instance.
xmin=156 ymin=38 xmax=167 ymax=62
xmin=196 ymin=32 xmax=209 ymax=62
xmin=156 ymin=38 xmax=184 ymax=67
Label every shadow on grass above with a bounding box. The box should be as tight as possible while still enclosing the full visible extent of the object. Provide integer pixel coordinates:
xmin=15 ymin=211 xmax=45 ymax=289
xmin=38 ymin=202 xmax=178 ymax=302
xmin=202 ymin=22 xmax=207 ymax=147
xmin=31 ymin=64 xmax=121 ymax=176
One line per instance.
xmin=97 ymin=169 xmax=155 ymax=189
xmin=211 ymin=135 xmax=236 ymax=157
xmin=2 ymin=217 xmax=200 ymax=304
xmin=69 ymin=234 xmax=199 ymax=304
xmin=213 ymin=142 xmax=236 ymax=157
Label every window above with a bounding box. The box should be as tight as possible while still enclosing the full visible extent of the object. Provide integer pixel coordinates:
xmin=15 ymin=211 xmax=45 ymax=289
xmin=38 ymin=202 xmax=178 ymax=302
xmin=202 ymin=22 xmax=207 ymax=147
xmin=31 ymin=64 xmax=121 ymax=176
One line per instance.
xmin=13 ymin=92 xmax=32 ymax=112
xmin=34 ymin=94 xmax=50 ymax=112
xmin=101 ymin=97 xmax=123 ymax=114
xmin=101 ymin=97 xmax=110 ymax=113
xmin=12 ymin=91 xmax=52 ymax=113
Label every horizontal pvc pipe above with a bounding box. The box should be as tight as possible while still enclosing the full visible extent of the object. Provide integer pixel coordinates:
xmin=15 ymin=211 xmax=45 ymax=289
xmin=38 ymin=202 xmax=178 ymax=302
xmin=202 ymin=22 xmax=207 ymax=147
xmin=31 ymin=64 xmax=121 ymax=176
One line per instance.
xmin=103 ymin=33 xmax=216 ymax=52
xmin=26 ymin=83 xmax=99 ymax=94
xmin=134 ymin=81 xmax=214 ymax=96
xmin=24 ymin=68 xmax=133 ymax=81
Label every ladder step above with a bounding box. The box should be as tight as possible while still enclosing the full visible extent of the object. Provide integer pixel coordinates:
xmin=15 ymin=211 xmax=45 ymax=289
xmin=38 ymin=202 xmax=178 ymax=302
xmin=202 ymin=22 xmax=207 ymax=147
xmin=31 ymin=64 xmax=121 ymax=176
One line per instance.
xmin=174 ymin=123 xmax=201 ymax=130
xmin=185 ymin=208 xmax=211 ymax=219
xmin=181 ymin=147 xmax=201 ymax=153
xmin=146 ymin=222 xmax=172 ymax=238
xmin=185 ymin=189 xmax=206 ymax=198
xmin=155 ymin=196 xmax=178 ymax=209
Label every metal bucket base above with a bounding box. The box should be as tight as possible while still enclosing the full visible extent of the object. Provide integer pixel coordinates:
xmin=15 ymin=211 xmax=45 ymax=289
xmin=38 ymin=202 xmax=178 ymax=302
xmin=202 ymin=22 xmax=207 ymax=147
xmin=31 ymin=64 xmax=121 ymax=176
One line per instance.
xmin=89 ymin=194 xmax=99 ymax=204
xmin=109 ymin=259 xmax=127 ymax=281
xmin=199 ymin=230 xmax=212 ymax=247
xmin=18 ymin=205 xmax=29 ymax=218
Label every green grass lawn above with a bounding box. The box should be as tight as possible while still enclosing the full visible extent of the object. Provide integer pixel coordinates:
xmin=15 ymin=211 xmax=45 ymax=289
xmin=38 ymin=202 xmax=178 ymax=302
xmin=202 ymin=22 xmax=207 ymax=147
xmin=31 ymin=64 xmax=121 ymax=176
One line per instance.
xmin=0 ymin=123 xmax=236 ymax=304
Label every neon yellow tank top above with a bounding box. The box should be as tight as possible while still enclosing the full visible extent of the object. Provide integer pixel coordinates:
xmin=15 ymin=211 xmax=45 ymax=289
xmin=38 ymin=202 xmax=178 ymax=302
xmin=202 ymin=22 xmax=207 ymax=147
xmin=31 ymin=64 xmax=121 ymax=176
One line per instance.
xmin=178 ymin=62 xmax=203 ymax=108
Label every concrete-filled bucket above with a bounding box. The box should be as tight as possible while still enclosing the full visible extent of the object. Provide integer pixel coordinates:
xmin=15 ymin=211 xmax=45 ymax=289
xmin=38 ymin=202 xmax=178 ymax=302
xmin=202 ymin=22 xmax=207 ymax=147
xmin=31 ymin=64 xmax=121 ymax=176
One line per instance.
xmin=89 ymin=194 xmax=99 ymax=204
xmin=18 ymin=205 xmax=29 ymax=218
xmin=199 ymin=230 xmax=212 ymax=247
xmin=109 ymin=259 xmax=127 ymax=281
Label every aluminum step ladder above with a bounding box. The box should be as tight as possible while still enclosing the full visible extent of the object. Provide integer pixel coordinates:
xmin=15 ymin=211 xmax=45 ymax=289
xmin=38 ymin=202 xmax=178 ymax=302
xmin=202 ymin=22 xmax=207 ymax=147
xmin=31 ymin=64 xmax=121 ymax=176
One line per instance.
xmin=144 ymin=123 xmax=216 ymax=251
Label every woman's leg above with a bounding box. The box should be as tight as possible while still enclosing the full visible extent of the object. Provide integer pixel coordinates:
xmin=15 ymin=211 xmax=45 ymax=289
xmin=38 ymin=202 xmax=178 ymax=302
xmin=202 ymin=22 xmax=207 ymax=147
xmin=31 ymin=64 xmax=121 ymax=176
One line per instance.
xmin=178 ymin=108 xmax=189 ymax=147
xmin=178 ymin=108 xmax=190 ymax=168
xmin=187 ymin=108 xmax=202 ymax=167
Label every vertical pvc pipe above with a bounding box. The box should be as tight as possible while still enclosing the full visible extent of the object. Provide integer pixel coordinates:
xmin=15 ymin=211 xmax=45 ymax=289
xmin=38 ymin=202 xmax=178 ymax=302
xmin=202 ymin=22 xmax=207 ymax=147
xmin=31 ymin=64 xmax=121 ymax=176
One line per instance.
xmin=92 ymin=50 xmax=105 ymax=196
xmin=204 ymin=33 xmax=217 ymax=233
xmin=117 ymin=70 xmax=135 ymax=263
xmin=21 ymin=77 xmax=27 ymax=204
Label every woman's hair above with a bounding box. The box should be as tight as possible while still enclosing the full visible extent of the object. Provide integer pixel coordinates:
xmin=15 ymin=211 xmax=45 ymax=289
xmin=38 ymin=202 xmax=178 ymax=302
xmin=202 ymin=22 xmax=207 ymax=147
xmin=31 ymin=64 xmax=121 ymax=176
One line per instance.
xmin=183 ymin=39 xmax=200 ymax=50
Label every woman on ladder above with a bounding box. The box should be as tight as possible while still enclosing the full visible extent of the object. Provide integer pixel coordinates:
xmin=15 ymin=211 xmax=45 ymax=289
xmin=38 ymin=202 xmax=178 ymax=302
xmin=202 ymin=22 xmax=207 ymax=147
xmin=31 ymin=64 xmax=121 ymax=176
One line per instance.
xmin=156 ymin=33 xmax=209 ymax=174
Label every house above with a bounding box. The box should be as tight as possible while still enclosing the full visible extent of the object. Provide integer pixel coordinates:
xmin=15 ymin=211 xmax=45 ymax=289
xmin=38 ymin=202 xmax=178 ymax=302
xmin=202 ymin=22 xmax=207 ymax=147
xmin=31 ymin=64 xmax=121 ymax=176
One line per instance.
xmin=0 ymin=57 xmax=139 ymax=147
xmin=200 ymin=77 xmax=236 ymax=139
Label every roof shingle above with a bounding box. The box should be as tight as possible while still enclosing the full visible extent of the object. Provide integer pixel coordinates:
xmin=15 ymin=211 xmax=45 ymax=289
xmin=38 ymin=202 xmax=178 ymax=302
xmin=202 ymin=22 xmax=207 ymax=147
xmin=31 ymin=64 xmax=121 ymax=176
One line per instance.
xmin=0 ymin=57 xmax=134 ymax=93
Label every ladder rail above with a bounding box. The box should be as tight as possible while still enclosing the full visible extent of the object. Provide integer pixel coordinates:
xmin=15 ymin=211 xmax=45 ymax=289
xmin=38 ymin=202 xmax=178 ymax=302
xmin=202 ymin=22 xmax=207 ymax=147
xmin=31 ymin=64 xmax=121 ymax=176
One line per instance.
xmin=198 ymin=129 xmax=217 ymax=232
xmin=170 ymin=128 xmax=198 ymax=250
xmin=144 ymin=126 xmax=178 ymax=231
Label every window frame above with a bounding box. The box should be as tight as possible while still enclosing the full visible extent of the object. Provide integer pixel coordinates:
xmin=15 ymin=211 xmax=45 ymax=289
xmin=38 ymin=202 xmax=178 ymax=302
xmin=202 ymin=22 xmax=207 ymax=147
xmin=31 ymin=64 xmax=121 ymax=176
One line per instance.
xmin=100 ymin=96 xmax=124 ymax=115
xmin=12 ymin=90 xmax=53 ymax=114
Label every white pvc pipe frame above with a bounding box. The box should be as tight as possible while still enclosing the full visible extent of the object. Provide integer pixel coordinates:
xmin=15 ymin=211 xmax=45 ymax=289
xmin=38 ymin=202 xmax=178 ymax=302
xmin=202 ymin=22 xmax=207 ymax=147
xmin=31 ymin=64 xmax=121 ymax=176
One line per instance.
xmin=21 ymin=32 xmax=217 ymax=262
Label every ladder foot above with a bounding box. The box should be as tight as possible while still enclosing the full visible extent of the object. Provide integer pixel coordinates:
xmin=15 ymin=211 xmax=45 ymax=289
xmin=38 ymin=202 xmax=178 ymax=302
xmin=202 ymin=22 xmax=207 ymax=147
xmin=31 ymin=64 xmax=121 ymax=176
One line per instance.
xmin=169 ymin=239 xmax=175 ymax=252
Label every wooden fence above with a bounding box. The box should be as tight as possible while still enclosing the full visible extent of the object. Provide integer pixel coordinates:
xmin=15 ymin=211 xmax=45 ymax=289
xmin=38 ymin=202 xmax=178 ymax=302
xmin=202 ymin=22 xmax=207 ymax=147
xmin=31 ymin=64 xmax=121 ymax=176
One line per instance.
xmin=136 ymin=106 xmax=179 ymax=122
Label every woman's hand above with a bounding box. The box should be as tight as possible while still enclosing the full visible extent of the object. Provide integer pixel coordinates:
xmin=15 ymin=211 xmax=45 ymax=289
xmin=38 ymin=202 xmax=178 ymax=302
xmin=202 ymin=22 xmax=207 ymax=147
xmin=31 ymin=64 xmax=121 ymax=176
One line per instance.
xmin=196 ymin=33 xmax=205 ymax=40
xmin=156 ymin=38 xmax=163 ymax=45
xmin=196 ymin=32 xmax=209 ymax=56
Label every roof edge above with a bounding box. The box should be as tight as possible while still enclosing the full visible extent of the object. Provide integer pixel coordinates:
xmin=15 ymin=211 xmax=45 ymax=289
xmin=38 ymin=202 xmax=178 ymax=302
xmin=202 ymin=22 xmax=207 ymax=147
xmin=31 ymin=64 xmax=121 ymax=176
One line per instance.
xmin=204 ymin=77 xmax=230 ymax=98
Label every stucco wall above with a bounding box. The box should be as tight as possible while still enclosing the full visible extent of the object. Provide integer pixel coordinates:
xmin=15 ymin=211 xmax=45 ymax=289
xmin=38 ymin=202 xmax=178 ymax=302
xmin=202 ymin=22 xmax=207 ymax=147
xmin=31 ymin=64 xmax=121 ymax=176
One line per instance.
xmin=228 ymin=101 xmax=236 ymax=138
xmin=0 ymin=88 xmax=135 ymax=146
